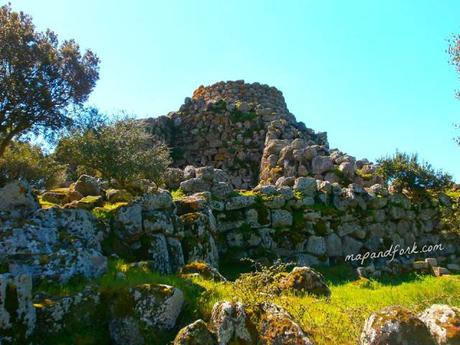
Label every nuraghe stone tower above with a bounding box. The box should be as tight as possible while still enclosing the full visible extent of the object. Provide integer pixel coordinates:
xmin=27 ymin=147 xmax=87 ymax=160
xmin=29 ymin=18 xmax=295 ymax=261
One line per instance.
xmin=143 ymin=80 xmax=332 ymax=189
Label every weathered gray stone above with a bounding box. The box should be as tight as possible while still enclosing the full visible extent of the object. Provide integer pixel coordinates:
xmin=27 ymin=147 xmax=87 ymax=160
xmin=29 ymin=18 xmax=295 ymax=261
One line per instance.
xmin=360 ymin=306 xmax=435 ymax=345
xmin=174 ymin=319 xmax=217 ymax=345
xmin=225 ymin=195 xmax=256 ymax=210
xmin=0 ymin=180 xmax=38 ymax=214
xmin=271 ymin=209 xmax=293 ymax=228
xmin=418 ymin=304 xmax=460 ymax=345
xmin=210 ymin=301 xmax=252 ymax=345
xmin=180 ymin=177 xmax=211 ymax=194
xmin=312 ymin=156 xmax=334 ymax=175
xmin=293 ymin=177 xmax=317 ymax=196
xmin=279 ymin=267 xmax=331 ymax=297
xmin=326 ymin=233 xmax=343 ymax=257
xmin=306 ymin=236 xmax=327 ymax=256
xmin=342 ymin=236 xmax=363 ymax=256
xmin=72 ymin=174 xmax=101 ymax=197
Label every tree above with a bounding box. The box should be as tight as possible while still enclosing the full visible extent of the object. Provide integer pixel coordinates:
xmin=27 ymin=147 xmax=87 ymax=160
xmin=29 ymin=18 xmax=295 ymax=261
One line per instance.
xmin=0 ymin=140 xmax=65 ymax=188
xmin=0 ymin=4 xmax=99 ymax=157
xmin=55 ymin=109 xmax=172 ymax=187
xmin=448 ymin=34 xmax=460 ymax=145
xmin=376 ymin=152 xmax=452 ymax=197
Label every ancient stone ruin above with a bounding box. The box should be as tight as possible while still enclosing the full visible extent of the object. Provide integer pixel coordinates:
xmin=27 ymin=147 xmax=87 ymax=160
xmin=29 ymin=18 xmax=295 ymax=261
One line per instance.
xmin=0 ymin=80 xmax=459 ymax=344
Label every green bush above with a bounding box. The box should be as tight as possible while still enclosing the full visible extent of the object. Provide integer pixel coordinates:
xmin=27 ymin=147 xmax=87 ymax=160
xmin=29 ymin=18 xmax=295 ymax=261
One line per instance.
xmin=0 ymin=141 xmax=65 ymax=188
xmin=376 ymin=151 xmax=452 ymax=197
xmin=55 ymin=108 xmax=171 ymax=188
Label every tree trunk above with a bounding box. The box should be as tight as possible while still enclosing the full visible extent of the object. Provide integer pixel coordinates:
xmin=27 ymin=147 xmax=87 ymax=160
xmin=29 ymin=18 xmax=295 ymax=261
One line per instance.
xmin=0 ymin=132 xmax=16 ymax=158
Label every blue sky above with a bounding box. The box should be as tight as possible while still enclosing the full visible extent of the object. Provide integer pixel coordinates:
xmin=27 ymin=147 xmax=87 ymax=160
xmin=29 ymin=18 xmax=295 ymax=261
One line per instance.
xmin=9 ymin=0 xmax=460 ymax=180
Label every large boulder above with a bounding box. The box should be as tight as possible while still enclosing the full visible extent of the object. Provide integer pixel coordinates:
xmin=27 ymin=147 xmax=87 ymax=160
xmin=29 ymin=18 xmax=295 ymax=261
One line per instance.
xmin=34 ymin=288 xmax=101 ymax=338
xmin=360 ymin=306 xmax=436 ymax=345
xmin=72 ymin=174 xmax=101 ymax=197
xmin=256 ymin=302 xmax=314 ymax=345
xmin=109 ymin=284 xmax=184 ymax=345
xmin=205 ymin=301 xmax=314 ymax=345
xmin=279 ymin=266 xmax=331 ymax=297
xmin=164 ymin=168 xmax=185 ymax=190
xmin=0 ymin=180 xmax=38 ymax=216
xmin=0 ymin=208 xmax=107 ymax=282
xmin=174 ymin=319 xmax=217 ymax=345
xmin=106 ymin=189 xmax=133 ymax=203
xmin=418 ymin=304 xmax=460 ymax=345
xmin=209 ymin=301 xmax=253 ymax=344
xmin=0 ymin=274 xmax=36 ymax=342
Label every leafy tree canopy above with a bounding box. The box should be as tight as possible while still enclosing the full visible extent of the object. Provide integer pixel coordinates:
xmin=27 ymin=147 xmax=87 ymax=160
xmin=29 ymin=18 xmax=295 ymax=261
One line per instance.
xmin=0 ymin=3 xmax=99 ymax=157
xmin=376 ymin=151 xmax=453 ymax=197
xmin=55 ymin=107 xmax=171 ymax=188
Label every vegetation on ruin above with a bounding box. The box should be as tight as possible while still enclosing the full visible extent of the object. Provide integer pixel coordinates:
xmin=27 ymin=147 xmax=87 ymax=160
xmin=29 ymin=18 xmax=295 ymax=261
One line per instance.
xmin=377 ymin=151 xmax=453 ymax=198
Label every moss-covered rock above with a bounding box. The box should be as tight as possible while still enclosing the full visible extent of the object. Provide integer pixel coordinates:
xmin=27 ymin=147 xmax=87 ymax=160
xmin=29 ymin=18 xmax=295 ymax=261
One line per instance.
xmin=173 ymin=319 xmax=217 ymax=345
xmin=418 ymin=304 xmax=460 ymax=345
xmin=109 ymin=284 xmax=184 ymax=345
xmin=278 ymin=266 xmax=331 ymax=297
xmin=180 ymin=261 xmax=226 ymax=282
xmin=360 ymin=306 xmax=436 ymax=345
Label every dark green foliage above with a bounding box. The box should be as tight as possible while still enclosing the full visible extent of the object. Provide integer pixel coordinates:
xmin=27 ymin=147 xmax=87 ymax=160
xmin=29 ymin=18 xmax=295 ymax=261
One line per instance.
xmin=314 ymin=220 xmax=328 ymax=236
xmin=55 ymin=108 xmax=172 ymax=187
xmin=376 ymin=151 xmax=452 ymax=197
xmin=0 ymin=140 xmax=65 ymax=188
xmin=0 ymin=4 xmax=99 ymax=157
xmin=292 ymin=209 xmax=306 ymax=231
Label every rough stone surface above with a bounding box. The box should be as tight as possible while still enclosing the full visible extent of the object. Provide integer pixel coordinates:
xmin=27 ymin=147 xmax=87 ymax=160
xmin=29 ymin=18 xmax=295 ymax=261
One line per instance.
xmin=210 ymin=301 xmax=253 ymax=345
xmin=174 ymin=319 xmax=217 ymax=345
xmin=72 ymin=174 xmax=101 ymax=197
xmin=279 ymin=266 xmax=331 ymax=297
xmin=0 ymin=180 xmax=38 ymax=215
xmin=418 ymin=304 xmax=460 ymax=345
xmin=360 ymin=306 xmax=436 ymax=345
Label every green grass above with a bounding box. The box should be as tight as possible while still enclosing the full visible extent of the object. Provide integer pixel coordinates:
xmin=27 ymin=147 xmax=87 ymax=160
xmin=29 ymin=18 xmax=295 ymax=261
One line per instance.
xmin=192 ymin=271 xmax=460 ymax=345
xmin=32 ymin=259 xmax=460 ymax=345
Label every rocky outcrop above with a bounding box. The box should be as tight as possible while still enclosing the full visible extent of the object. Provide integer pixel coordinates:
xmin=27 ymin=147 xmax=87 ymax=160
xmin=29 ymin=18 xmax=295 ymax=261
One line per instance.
xmin=0 ymin=274 xmax=36 ymax=343
xmin=418 ymin=304 xmax=460 ymax=345
xmin=177 ymin=301 xmax=314 ymax=345
xmin=279 ymin=266 xmax=331 ymax=297
xmin=0 ymin=205 xmax=106 ymax=282
xmin=34 ymin=288 xmax=101 ymax=338
xmin=360 ymin=306 xmax=436 ymax=345
xmin=109 ymin=284 xmax=184 ymax=345
xmin=210 ymin=301 xmax=253 ymax=344
xmin=173 ymin=319 xmax=217 ymax=345
xmin=0 ymin=180 xmax=38 ymax=217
